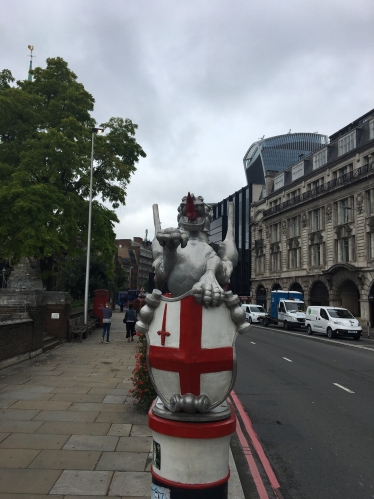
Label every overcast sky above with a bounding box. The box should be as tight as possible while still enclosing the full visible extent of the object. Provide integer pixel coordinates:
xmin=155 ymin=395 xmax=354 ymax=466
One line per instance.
xmin=2 ymin=0 xmax=374 ymax=240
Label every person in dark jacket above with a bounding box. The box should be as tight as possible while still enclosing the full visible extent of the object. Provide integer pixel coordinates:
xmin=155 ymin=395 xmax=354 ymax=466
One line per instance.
xmin=101 ymin=302 xmax=112 ymax=343
xmin=124 ymin=303 xmax=137 ymax=342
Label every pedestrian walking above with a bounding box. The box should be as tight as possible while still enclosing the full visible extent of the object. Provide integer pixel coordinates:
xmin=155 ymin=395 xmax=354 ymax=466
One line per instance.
xmin=124 ymin=303 xmax=137 ymax=342
xmin=101 ymin=302 xmax=112 ymax=343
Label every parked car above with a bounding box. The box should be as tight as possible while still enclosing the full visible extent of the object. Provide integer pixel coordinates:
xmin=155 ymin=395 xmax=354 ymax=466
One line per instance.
xmin=241 ymin=304 xmax=267 ymax=323
xmin=305 ymin=306 xmax=362 ymax=340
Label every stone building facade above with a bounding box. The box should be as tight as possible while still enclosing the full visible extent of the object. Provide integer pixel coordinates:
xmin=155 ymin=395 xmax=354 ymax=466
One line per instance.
xmin=250 ymin=109 xmax=374 ymax=324
xmin=115 ymin=237 xmax=153 ymax=290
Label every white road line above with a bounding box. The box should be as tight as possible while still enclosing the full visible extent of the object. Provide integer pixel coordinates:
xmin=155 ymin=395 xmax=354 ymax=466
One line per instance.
xmin=283 ymin=357 xmax=293 ymax=362
xmin=250 ymin=341 xmax=256 ymax=344
xmin=254 ymin=326 xmax=374 ymax=352
xmin=333 ymin=383 xmax=355 ymax=393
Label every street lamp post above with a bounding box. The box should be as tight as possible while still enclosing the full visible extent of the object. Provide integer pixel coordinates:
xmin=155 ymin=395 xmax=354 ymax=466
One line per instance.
xmin=84 ymin=127 xmax=104 ymax=325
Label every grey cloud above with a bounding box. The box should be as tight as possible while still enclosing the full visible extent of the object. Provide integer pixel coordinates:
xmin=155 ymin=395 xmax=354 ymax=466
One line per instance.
xmin=1 ymin=0 xmax=374 ymax=239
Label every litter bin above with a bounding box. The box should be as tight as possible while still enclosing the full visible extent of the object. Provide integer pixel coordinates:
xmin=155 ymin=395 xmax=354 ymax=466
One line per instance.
xmin=94 ymin=289 xmax=109 ymax=325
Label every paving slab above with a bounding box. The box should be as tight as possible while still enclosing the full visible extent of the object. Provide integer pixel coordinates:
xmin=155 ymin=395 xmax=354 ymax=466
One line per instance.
xmin=0 ymin=409 xmax=41 ymax=420
xmin=109 ymin=471 xmax=151 ymax=497
xmin=68 ymin=403 xmax=129 ymax=413
xmin=50 ymin=470 xmax=113 ymax=495
xmin=96 ymin=451 xmax=148 ymax=472
xmin=50 ymin=393 xmax=105 ymax=403
xmin=0 ymin=432 xmax=10 ymax=443
xmin=27 ymin=369 xmax=65 ymax=376
xmin=63 ymin=435 xmax=119 ymax=451
xmin=88 ymin=387 xmax=130 ymax=396
xmin=9 ymin=400 xmax=72 ymax=411
xmin=0 ymin=494 xmax=63 ymax=499
xmin=29 ymin=449 xmax=101 ymax=470
xmin=95 ymin=412 xmax=134 ymax=424
xmin=0 ymin=448 xmax=41 ymax=468
xmin=0 ymin=390 xmax=54 ymax=401
xmin=116 ymin=437 xmax=153 ymax=453
xmin=0 ymin=420 xmax=43 ymax=433
xmin=0 ymin=469 xmax=62 ymax=494
xmin=0 ymin=433 xmax=70 ymax=449
xmin=130 ymin=425 xmax=152 ymax=437
xmin=63 ymin=496 xmax=122 ymax=499
xmin=51 ymin=387 xmax=91 ymax=394
xmin=0 ymin=399 xmax=17 ymax=408
xmin=4 ymin=385 xmax=55 ymax=393
xmin=35 ymin=421 xmax=111 ymax=436
xmin=102 ymin=395 xmax=126 ymax=404
xmin=107 ymin=424 xmax=132 ymax=437
xmin=33 ymin=410 xmax=99 ymax=422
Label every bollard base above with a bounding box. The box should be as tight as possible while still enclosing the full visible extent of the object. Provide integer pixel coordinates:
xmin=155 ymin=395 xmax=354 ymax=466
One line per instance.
xmin=152 ymin=473 xmax=228 ymax=499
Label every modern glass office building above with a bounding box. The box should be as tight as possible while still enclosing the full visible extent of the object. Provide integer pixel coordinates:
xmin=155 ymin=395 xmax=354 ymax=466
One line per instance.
xmin=243 ymin=133 xmax=328 ymax=185
xmin=210 ymin=185 xmax=252 ymax=297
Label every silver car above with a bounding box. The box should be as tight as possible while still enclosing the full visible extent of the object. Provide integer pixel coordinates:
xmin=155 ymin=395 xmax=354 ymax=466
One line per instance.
xmin=241 ymin=304 xmax=267 ymax=323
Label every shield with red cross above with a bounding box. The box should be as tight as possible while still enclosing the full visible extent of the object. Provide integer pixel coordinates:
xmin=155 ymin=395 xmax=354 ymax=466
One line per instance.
xmin=146 ymin=294 xmax=237 ymax=410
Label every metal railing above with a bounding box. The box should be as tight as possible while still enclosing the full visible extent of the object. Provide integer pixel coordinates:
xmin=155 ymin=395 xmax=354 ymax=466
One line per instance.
xmin=263 ymin=162 xmax=373 ymax=218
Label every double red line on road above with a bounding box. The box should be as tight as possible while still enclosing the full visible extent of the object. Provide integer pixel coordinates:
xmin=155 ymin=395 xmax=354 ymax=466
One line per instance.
xmin=230 ymin=390 xmax=284 ymax=499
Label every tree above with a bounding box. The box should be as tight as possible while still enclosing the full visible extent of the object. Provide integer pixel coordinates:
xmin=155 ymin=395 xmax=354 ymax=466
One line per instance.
xmin=0 ymin=58 xmax=146 ymax=283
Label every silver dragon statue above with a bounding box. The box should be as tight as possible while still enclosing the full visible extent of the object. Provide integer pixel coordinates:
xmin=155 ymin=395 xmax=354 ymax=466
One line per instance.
xmin=152 ymin=193 xmax=238 ymax=307
xmin=136 ymin=193 xmax=249 ymax=417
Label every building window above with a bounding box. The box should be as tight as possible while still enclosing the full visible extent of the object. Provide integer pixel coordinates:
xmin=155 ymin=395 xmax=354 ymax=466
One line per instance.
xmin=288 ymin=216 xmax=300 ymax=237
xmin=370 ymin=119 xmax=374 ymax=140
xmin=274 ymin=173 xmax=285 ymax=191
xmin=291 ymin=162 xmax=304 ymax=181
xmin=288 ymin=239 xmax=300 ymax=269
xmin=338 ymin=131 xmax=356 ymax=156
xmin=313 ymin=148 xmax=327 ymax=170
xmin=310 ymin=244 xmax=321 ymax=266
xmin=270 ymin=198 xmax=281 ymax=209
xmin=287 ymin=189 xmax=300 ymax=201
xmin=366 ymin=189 xmax=374 ymax=216
xmin=255 ymin=247 xmax=265 ymax=274
xmin=270 ymin=246 xmax=281 ymax=272
xmin=307 ymin=177 xmax=324 ymax=191
xmin=368 ymin=230 xmax=374 ymax=260
xmin=335 ymin=227 xmax=355 ymax=263
xmin=270 ymin=222 xmax=281 ymax=243
xmin=332 ymin=163 xmax=353 ymax=183
xmin=334 ymin=197 xmax=354 ymax=225
xmin=309 ymin=207 xmax=324 ymax=232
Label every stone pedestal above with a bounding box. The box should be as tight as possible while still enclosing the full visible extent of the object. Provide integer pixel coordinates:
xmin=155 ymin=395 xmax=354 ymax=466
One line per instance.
xmin=148 ymin=400 xmax=236 ymax=498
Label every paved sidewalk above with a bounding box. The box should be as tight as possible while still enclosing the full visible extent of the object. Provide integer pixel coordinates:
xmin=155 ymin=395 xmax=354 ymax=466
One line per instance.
xmin=0 ymin=309 xmax=244 ymax=498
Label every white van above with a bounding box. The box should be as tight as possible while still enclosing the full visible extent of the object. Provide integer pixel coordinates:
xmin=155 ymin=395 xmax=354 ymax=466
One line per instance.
xmin=305 ymin=306 xmax=362 ymax=340
xmin=241 ymin=304 xmax=267 ymax=323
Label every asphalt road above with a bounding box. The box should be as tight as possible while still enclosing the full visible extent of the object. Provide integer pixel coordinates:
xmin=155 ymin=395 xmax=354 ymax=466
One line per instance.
xmin=234 ymin=324 xmax=374 ymax=499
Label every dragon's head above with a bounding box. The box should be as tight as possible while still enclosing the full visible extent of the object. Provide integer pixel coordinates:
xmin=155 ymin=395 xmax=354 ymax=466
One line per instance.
xmin=177 ymin=192 xmax=212 ymax=233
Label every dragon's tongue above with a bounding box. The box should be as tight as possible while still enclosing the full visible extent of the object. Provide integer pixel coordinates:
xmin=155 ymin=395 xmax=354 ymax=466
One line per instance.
xmin=186 ymin=192 xmax=199 ymax=220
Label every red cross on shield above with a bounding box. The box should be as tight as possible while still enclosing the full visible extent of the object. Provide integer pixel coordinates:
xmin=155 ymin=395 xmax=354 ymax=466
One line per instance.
xmin=147 ymin=295 xmax=236 ymax=409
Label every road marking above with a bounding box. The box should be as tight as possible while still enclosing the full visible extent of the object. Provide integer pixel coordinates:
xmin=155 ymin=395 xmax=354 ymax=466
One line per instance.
xmin=254 ymin=326 xmax=374 ymax=352
xmin=250 ymin=341 xmax=256 ymax=344
xmin=283 ymin=357 xmax=293 ymax=362
xmin=231 ymin=390 xmax=281 ymax=494
xmin=333 ymin=383 xmax=355 ymax=393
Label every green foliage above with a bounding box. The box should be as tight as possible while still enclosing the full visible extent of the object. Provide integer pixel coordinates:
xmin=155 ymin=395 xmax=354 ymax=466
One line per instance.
xmin=130 ymin=333 xmax=157 ymax=411
xmin=0 ymin=58 xmax=146 ymax=272
xmin=58 ymin=254 xmax=112 ymax=300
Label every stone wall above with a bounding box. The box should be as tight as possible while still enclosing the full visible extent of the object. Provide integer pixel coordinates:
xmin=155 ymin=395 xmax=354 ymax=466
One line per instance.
xmin=0 ymin=290 xmax=72 ymax=370
xmin=0 ymin=319 xmax=39 ymax=369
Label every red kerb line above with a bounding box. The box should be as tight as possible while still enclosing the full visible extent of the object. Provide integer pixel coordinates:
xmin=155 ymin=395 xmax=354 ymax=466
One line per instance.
xmin=235 ymin=417 xmax=269 ymax=499
xmin=231 ymin=390 xmax=281 ymax=492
